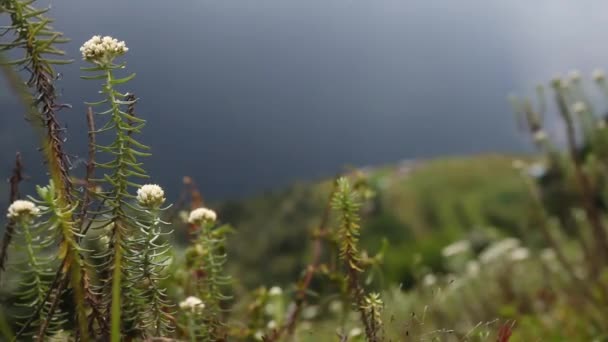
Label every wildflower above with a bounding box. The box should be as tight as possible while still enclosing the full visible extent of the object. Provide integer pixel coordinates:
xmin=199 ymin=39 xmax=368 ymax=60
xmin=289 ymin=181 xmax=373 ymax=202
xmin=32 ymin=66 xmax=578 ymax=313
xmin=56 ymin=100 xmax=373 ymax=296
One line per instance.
xmin=7 ymin=200 xmax=40 ymax=221
xmin=254 ymin=330 xmax=264 ymax=340
xmin=466 ymin=260 xmax=480 ymax=277
xmin=533 ymin=130 xmax=547 ymax=143
xmin=479 ymin=238 xmax=520 ymax=264
xmin=268 ymin=286 xmax=282 ymax=296
xmin=592 ymin=68 xmax=605 ymax=82
xmin=188 ymin=207 xmax=217 ymax=225
xmin=267 ymin=320 xmax=278 ymax=330
xmin=80 ymin=35 xmax=128 ymax=65
xmin=136 ymin=184 xmax=165 ymax=208
xmin=348 ymin=327 xmax=363 ymax=338
xmin=179 ymin=296 xmax=204 ymax=313
xmin=511 ymin=159 xmax=526 ymax=170
xmin=329 ymin=300 xmax=343 ymax=314
xmin=302 ymin=305 xmax=319 ymax=319
xmin=441 ymin=240 xmax=470 ymax=258
xmin=527 ymin=163 xmax=547 ymax=178
xmin=509 ymin=247 xmax=530 ymax=262
xmin=568 ymin=69 xmax=581 ymax=82
xmin=572 ymin=101 xmax=587 ymax=115
xmin=423 ymin=273 xmax=437 ymax=287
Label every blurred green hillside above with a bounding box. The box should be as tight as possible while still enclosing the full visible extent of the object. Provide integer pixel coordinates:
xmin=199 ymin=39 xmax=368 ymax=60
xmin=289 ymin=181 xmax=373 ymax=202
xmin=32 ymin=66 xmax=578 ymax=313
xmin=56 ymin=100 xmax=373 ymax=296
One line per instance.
xmin=219 ymin=154 xmax=533 ymax=290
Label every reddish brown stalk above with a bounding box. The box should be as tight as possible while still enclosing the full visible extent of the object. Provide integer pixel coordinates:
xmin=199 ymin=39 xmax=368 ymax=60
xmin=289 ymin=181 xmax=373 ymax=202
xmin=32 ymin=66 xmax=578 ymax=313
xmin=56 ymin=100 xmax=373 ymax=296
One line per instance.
xmin=264 ymin=178 xmax=338 ymax=341
xmin=78 ymin=107 xmax=96 ymax=226
xmin=0 ymin=152 xmax=24 ymax=280
xmin=555 ymin=90 xmax=608 ymax=266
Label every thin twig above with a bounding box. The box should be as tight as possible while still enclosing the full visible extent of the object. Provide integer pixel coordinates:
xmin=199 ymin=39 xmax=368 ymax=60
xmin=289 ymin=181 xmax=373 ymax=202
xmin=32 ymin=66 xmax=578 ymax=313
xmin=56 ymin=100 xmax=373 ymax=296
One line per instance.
xmin=555 ymin=89 xmax=608 ymax=267
xmin=78 ymin=107 xmax=96 ymax=228
xmin=264 ymin=177 xmax=339 ymax=341
xmin=0 ymin=152 xmax=24 ymax=281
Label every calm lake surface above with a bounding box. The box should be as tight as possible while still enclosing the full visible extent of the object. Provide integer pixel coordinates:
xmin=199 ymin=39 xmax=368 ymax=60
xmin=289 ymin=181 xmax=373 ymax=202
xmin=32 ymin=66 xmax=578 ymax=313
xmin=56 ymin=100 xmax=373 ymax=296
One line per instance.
xmin=1 ymin=1 xmax=607 ymax=200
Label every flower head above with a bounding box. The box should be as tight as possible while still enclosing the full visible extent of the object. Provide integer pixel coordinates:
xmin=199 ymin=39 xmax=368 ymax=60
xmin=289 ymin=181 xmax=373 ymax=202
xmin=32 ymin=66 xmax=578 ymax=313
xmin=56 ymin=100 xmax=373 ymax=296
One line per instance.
xmin=572 ymin=101 xmax=587 ymax=115
xmin=80 ymin=35 xmax=128 ymax=65
xmin=592 ymin=68 xmax=605 ymax=82
xmin=568 ymin=69 xmax=581 ymax=82
xmin=188 ymin=207 xmax=217 ymax=225
xmin=441 ymin=240 xmax=470 ymax=258
xmin=179 ymin=296 xmax=204 ymax=313
xmin=509 ymin=247 xmax=530 ymax=262
xmin=136 ymin=184 xmax=165 ymax=208
xmin=533 ymin=130 xmax=547 ymax=143
xmin=7 ymin=200 xmax=40 ymax=221
xmin=479 ymin=238 xmax=520 ymax=264
xmin=268 ymin=286 xmax=282 ymax=296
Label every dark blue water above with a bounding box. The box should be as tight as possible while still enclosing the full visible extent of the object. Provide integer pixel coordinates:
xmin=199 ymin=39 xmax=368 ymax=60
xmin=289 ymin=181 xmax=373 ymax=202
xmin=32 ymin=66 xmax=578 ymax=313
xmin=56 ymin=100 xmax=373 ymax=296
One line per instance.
xmin=2 ymin=1 xmax=608 ymax=200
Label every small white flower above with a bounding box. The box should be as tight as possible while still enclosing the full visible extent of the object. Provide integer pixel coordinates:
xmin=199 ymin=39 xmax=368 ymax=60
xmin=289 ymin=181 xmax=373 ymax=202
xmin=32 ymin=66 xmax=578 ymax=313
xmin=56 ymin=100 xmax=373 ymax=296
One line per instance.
xmin=527 ymin=163 xmax=547 ymax=179
xmin=533 ymin=130 xmax=547 ymax=143
xmin=179 ymin=296 xmax=204 ymax=313
xmin=268 ymin=286 xmax=282 ymax=296
xmin=348 ymin=327 xmax=363 ymax=338
xmin=254 ymin=330 xmax=264 ymax=340
xmin=7 ymin=200 xmax=40 ymax=221
xmin=136 ymin=184 xmax=165 ymax=208
xmin=302 ymin=305 xmax=319 ymax=319
xmin=266 ymin=320 xmax=278 ymax=330
xmin=441 ymin=240 xmax=470 ymax=258
xmin=422 ymin=273 xmax=437 ymax=287
xmin=329 ymin=300 xmax=343 ymax=313
xmin=479 ymin=238 xmax=520 ymax=264
xmin=466 ymin=260 xmax=480 ymax=277
xmin=572 ymin=101 xmax=587 ymax=115
xmin=188 ymin=207 xmax=217 ymax=225
xmin=592 ymin=68 xmax=606 ymax=82
xmin=509 ymin=247 xmax=530 ymax=262
xmin=569 ymin=69 xmax=581 ymax=82
xmin=80 ymin=35 xmax=129 ymax=64
xmin=511 ymin=159 xmax=526 ymax=170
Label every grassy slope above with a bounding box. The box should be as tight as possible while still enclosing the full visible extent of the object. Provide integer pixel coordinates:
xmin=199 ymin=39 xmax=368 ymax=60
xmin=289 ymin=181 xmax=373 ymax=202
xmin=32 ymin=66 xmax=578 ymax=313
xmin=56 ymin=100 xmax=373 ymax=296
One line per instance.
xmin=218 ymin=154 xmax=533 ymax=289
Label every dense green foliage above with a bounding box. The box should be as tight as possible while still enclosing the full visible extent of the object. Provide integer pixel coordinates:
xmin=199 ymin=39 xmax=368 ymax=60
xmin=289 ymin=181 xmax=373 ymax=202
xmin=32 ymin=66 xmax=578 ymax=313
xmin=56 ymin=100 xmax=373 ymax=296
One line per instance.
xmin=221 ymin=155 xmax=532 ymax=289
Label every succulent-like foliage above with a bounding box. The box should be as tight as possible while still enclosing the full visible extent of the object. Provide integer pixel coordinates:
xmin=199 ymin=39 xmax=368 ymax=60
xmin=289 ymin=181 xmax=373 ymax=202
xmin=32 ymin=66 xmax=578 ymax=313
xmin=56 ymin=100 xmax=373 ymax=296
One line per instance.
xmin=125 ymin=186 xmax=174 ymax=337
xmin=80 ymin=36 xmax=156 ymax=341
xmin=331 ymin=177 xmax=381 ymax=342
xmin=183 ymin=209 xmax=231 ymax=341
xmin=0 ymin=1 xmax=93 ymax=339
xmin=6 ymin=189 xmax=66 ymax=338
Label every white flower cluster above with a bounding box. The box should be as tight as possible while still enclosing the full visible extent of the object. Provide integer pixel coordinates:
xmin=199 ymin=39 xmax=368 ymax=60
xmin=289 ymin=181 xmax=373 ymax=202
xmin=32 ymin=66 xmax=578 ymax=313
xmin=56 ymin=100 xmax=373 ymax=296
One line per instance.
xmin=80 ymin=35 xmax=128 ymax=63
xmin=533 ymin=130 xmax=547 ymax=143
xmin=479 ymin=238 xmax=520 ymax=264
xmin=592 ymin=68 xmax=605 ymax=82
xmin=179 ymin=296 xmax=204 ymax=313
xmin=188 ymin=207 xmax=217 ymax=225
xmin=136 ymin=184 xmax=166 ymax=208
xmin=572 ymin=101 xmax=587 ymax=115
xmin=509 ymin=247 xmax=530 ymax=262
xmin=7 ymin=200 xmax=40 ymax=221
xmin=268 ymin=286 xmax=282 ymax=296
xmin=441 ymin=240 xmax=470 ymax=258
